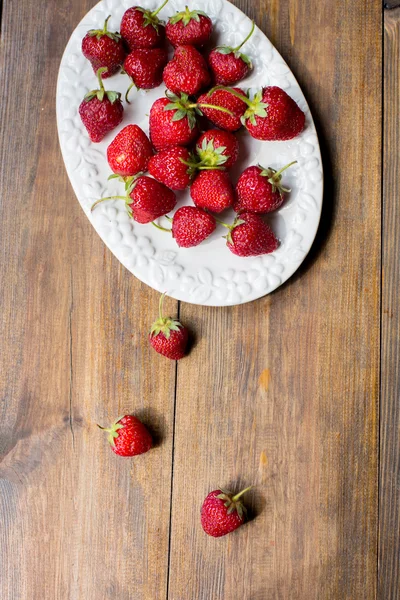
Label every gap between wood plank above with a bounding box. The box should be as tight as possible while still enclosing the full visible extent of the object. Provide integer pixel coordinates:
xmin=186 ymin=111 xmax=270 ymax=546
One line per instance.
xmin=165 ymin=299 xmax=180 ymax=600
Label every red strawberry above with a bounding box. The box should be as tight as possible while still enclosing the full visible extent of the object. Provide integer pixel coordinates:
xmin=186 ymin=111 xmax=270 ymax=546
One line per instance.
xmin=208 ymin=21 xmax=254 ymax=85
xmin=149 ymin=293 xmax=189 ymax=360
xmin=197 ymin=87 xmax=247 ymax=131
xmin=201 ymin=486 xmax=252 ymax=537
xmin=234 ymin=161 xmax=296 ymax=213
xmin=148 ymin=146 xmax=196 ymax=190
xmin=98 ymin=415 xmax=152 ymax=457
xmin=91 ymin=175 xmax=176 ymax=224
xmin=120 ymin=0 xmax=168 ymax=49
xmin=166 ymin=7 xmax=212 ymax=48
xmin=82 ymin=15 xmax=126 ymax=78
xmin=196 ymin=129 xmax=239 ymax=169
xmin=224 ymin=213 xmax=279 ymax=257
xmin=79 ymin=67 xmax=123 ymax=142
xmin=124 ymin=47 xmax=168 ymax=96
xmin=191 ymin=170 xmax=235 ymax=213
xmin=171 ymin=206 xmax=216 ymax=247
xmin=107 ymin=125 xmax=153 ymax=177
xmin=163 ymin=45 xmax=210 ymax=96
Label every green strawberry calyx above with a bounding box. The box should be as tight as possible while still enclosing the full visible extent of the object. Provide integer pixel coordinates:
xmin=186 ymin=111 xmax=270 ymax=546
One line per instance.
xmin=216 ymin=486 xmax=252 ymax=519
xmin=169 ymin=6 xmax=209 ymax=26
xmin=84 ymin=67 xmax=121 ymax=103
xmin=214 ymin=20 xmax=255 ymax=67
xmin=149 ymin=293 xmax=183 ymax=340
xmin=90 ymin=173 xmax=144 ymax=217
xmin=87 ymin=15 xmax=122 ymax=42
xmin=136 ymin=0 xmax=169 ymax=31
xmin=214 ymin=215 xmax=246 ymax=245
xmin=97 ymin=417 xmax=124 ymax=447
xmin=163 ymin=91 xmax=234 ymax=131
xmin=195 ymin=138 xmax=229 ymax=168
xmin=259 ymin=161 xmax=297 ymax=196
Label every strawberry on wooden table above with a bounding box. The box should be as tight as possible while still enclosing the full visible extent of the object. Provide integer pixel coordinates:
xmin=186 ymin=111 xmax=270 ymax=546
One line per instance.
xmin=79 ymin=67 xmax=123 ymax=142
xmin=195 ymin=129 xmax=239 ymax=169
xmin=107 ymin=124 xmax=153 ymax=177
xmin=221 ymin=212 xmax=279 ymax=257
xmin=234 ymin=161 xmax=297 ymax=213
xmin=149 ymin=293 xmax=189 ymax=360
xmin=148 ymin=146 xmax=197 ymax=190
xmin=82 ymin=15 xmax=126 ymax=78
xmin=166 ymin=6 xmax=212 ymax=48
xmin=98 ymin=415 xmax=152 ymax=457
xmin=191 ymin=170 xmax=235 ymax=213
xmin=197 ymin=87 xmax=247 ymax=131
xmin=124 ymin=47 xmax=168 ymax=97
xmin=163 ymin=45 xmax=210 ymax=96
xmin=201 ymin=486 xmax=252 ymax=537
xmin=91 ymin=174 xmax=176 ymax=223
xmin=208 ymin=21 xmax=255 ymax=86
xmin=120 ymin=0 xmax=169 ymax=50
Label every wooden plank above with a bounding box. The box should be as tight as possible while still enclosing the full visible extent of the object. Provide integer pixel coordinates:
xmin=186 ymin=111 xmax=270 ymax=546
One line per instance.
xmin=379 ymin=8 xmax=400 ymax=599
xmin=0 ymin=1 xmax=176 ymax=598
xmin=168 ymin=0 xmax=382 ymax=598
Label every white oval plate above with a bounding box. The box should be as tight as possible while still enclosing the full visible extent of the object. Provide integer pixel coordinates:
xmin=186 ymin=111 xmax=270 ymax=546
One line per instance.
xmin=57 ymin=0 xmax=323 ymax=306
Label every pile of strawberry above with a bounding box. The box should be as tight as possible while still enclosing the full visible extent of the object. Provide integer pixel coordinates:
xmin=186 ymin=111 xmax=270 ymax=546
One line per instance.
xmin=79 ymin=2 xmax=305 ymax=257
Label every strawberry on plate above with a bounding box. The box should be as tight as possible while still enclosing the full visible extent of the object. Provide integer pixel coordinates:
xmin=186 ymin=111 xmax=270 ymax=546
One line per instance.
xmin=196 ymin=129 xmax=239 ymax=169
xmin=166 ymin=7 xmax=212 ymax=48
xmin=98 ymin=415 xmax=152 ymax=457
xmin=163 ymin=45 xmax=210 ymax=96
xmin=191 ymin=170 xmax=235 ymax=213
xmin=82 ymin=15 xmax=126 ymax=78
xmin=124 ymin=47 xmax=168 ymax=97
xmin=171 ymin=206 xmax=216 ymax=247
xmin=91 ymin=174 xmax=176 ymax=224
xmin=148 ymin=146 xmax=197 ymax=190
xmin=120 ymin=0 xmax=168 ymax=49
xmin=234 ymin=161 xmax=296 ymax=213
xmin=201 ymin=486 xmax=252 ymax=537
xmin=149 ymin=293 xmax=189 ymax=359
xmin=79 ymin=67 xmax=123 ymax=142
xmin=223 ymin=212 xmax=279 ymax=257
xmin=107 ymin=124 xmax=153 ymax=177
xmin=197 ymin=87 xmax=247 ymax=131
xmin=208 ymin=21 xmax=254 ymax=86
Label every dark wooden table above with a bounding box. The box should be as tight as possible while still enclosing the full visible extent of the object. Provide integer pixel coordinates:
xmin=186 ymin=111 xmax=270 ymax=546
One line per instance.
xmin=0 ymin=1 xmax=397 ymax=598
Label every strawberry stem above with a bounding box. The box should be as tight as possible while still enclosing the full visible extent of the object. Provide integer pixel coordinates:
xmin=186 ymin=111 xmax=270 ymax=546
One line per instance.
xmin=91 ymin=195 xmax=127 ymax=212
xmin=152 ymin=0 xmax=169 ymax=17
xmin=96 ymin=66 xmax=108 ymax=90
xmin=125 ymin=81 xmax=136 ymax=104
xmin=195 ymin=102 xmax=234 ymax=116
xmin=232 ymin=20 xmax=255 ymax=52
xmin=159 ymin=292 xmax=166 ymax=320
xmin=232 ymin=486 xmax=252 ymax=502
xmin=272 ymin=160 xmax=297 ymax=177
xmin=103 ymin=15 xmax=111 ymax=33
xmin=152 ymin=222 xmax=172 ymax=233
xmin=208 ymin=86 xmax=251 ymax=106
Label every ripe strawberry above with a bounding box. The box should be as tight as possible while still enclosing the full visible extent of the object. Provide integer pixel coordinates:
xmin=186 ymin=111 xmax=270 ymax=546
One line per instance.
xmin=196 ymin=129 xmax=239 ymax=169
xmin=149 ymin=92 xmax=232 ymax=151
xmin=224 ymin=213 xmax=279 ymax=257
xmin=79 ymin=67 xmax=123 ymax=142
xmin=171 ymin=206 xmax=216 ymax=247
xmin=163 ymin=45 xmax=210 ymax=96
xmin=208 ymin=21 xmax=254 ymax=85
xmin=120 ymin=0 xmax=168 ymax=49
xmin=124 ymin=47 xmax=168 ymax=96
xmin=149 ymin=293 xmax=189 ymax=360
xmin=98 ymin=415 xmax=152 ymax=457
xmin=191 ymin=170 xmax=235 ymax=213
xmin=148 ymin=146 xmax=196 ymax=190
xmin=166 ymin=7 xmax=212 ymax=48
xmin=197 ymin=87 xmax=247 ymax=131
xmin=234 ymin=161 xmax=296 ymax=213
xmin=82 ymin=15 xmax=126 ymax=78
xmin=91 ymin=175 xmax=176 ymax=224
xmin=201 ymin=486 xmax=252 ymax=537
xmin=107 ymin=125 xmax=153 ymax=177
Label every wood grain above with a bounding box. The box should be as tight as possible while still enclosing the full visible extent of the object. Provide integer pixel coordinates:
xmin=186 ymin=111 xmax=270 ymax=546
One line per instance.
xmin=168 ymin=1 xmax=382 ymax=599
xmin=0 ymin=1 xmax=176 ymax=598
xmin=379 ymin=8 xmax=400 ymax=599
